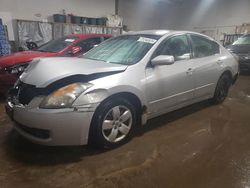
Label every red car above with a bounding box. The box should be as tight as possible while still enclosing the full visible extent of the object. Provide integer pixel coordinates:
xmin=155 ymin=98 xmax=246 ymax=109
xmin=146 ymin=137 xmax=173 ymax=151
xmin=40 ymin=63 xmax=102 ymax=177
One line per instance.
xmin=0 ymin=33 xmax=112 ymax=96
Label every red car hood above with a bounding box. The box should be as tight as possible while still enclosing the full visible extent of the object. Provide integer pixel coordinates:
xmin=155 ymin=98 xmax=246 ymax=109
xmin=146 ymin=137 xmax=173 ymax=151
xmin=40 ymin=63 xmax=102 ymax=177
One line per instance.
xmin=0 ymin=51 xmax=56 ymax=68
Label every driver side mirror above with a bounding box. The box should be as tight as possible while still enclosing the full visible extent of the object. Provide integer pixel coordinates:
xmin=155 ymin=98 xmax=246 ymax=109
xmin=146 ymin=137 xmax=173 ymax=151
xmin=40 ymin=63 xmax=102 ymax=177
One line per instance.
xmin=68 ymin=46 xmax=82 ymax=55
xmin=151 ymin=55 xmax=175 ymax=66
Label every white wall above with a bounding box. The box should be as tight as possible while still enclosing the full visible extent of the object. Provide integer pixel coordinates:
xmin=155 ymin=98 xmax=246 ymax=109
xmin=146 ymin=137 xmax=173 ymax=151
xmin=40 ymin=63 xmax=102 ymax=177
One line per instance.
xmin=119 ymin=0 xmax=182 ymax=31
xmin=0 ymin=0 xmax=115 ymax=40
xmin=119 ymin=0 xmax=250 ymax=31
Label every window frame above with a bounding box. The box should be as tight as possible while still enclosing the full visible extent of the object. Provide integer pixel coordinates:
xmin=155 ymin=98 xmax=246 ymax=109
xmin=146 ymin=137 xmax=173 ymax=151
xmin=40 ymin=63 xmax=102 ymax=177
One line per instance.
xmin=149 ymin=34 xmax=193 ymax=66
xmin=188 ymin=34 xmax=221 ymax=59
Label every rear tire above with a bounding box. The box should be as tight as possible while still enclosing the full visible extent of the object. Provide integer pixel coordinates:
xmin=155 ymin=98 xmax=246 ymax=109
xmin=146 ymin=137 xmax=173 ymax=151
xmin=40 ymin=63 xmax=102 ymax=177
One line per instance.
xmin=212 ymin=73 xmax=232 ymax=104
xmin=89 ymin=97 xmax=137 ymax=149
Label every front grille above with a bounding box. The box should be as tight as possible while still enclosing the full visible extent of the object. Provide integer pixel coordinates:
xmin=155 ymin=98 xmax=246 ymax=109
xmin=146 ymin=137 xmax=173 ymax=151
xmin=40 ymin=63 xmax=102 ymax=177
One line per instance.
xmin=15 ymin=123 xmax=50 ymax=139
xmin=18 ymin=83 xmax=40 ymax=105
xmin=9 ymin=81 xmax=48 ymax=105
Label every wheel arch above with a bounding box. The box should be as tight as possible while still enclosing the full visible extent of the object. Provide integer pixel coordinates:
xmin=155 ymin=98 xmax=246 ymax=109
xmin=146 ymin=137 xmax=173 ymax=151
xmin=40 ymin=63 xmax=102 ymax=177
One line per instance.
xmin=96 ymin=92 xmax=144 ymax=119
xmin=220 ymin=69 xmax=233 ymax=83
xmin=88 ymin=91 xmax=144 ymax=147
xmin=213 ymin=69 xmax=233 ymax=95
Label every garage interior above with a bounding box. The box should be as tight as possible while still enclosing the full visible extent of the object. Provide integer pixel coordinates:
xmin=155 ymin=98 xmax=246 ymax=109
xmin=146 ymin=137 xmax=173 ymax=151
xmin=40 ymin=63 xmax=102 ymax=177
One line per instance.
xmin=0 ymin=0 xmax=250 ymax=187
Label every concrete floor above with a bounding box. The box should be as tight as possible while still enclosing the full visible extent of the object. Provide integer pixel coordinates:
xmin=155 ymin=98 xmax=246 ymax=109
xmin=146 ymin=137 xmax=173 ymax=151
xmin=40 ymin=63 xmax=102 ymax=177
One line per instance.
xmin=0 ymin=73 xmax=250 ymax=188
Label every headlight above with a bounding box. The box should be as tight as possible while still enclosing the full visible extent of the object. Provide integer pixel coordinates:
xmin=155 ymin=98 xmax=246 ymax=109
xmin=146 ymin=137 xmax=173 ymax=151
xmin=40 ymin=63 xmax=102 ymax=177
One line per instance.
xmin=39 ymin=83 xmax=93 ymax=109
xmin=6 ymin=63 xmax=29 ymax=74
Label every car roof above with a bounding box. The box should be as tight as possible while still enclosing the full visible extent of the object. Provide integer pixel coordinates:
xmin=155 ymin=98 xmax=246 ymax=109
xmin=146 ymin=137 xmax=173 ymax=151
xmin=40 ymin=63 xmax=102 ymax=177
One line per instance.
xmin=127 ymin=30 xmax=173 ymax=36
xmin=66 ymin=33 xmax=112 ymax=39
xmin=125 ymin=30 xmax=216 ymax=41
xmin=127 ymin=29 xmax=204 ymax=36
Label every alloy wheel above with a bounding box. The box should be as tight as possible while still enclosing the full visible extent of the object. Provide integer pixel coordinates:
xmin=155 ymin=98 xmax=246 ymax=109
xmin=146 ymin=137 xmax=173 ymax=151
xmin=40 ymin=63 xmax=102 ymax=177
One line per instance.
xmin=102 ymin=105 xmax=133 ymax=143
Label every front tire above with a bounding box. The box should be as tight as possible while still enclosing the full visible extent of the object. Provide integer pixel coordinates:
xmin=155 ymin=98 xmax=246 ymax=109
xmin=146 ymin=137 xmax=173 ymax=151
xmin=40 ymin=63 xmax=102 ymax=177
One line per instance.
xmin=212 ymin=73 xmax=232 ymax=104
xmin=89 ymin=97 xmax=137 ymax=148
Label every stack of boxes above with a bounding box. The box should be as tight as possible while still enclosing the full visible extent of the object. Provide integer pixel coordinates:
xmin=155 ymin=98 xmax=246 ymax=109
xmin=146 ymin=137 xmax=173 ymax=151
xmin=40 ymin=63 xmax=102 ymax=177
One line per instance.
xmin=0 ymin=18 xmax=11 ymax=56
xmin=53 ymin=14 xmax=107 ymax=26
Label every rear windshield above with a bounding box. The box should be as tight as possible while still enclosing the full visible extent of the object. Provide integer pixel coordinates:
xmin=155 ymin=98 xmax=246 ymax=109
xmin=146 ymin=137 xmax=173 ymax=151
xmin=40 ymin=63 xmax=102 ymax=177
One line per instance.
xmin=83 ymin=34 xmax=161 ymax=65
xmin=37 ymin=37 xmax=78 ymax=53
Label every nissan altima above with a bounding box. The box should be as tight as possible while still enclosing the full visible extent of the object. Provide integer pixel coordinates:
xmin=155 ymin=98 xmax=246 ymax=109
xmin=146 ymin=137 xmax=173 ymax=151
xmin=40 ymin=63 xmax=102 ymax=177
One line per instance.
xmin=5 ymin=30 xmax=239 ymax=148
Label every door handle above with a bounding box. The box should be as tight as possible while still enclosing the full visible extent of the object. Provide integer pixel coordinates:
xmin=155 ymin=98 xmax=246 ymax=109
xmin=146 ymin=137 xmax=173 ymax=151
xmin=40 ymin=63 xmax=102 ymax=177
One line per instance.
xmin=186 ymin=68 xmax=193 ymax=75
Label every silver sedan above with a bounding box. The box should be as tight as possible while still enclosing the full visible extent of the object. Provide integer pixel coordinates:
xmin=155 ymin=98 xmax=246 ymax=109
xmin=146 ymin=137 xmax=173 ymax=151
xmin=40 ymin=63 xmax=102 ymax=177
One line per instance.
xmin=5 ymin=30 xmax=239 ymax=148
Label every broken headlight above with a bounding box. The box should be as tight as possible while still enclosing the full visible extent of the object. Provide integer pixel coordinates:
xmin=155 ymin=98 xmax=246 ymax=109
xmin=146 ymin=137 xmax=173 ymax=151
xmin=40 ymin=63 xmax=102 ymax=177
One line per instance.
xmin=39 ymin=83 xmax=93 ymax=109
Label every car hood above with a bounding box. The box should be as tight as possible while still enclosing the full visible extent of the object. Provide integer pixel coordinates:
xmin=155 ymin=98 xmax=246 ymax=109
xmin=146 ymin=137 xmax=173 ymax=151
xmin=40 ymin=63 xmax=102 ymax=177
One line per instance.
xmin=227 ymin=45 xmax=250 ymax=54
xmin=20 ymin=57 xmax=128 ymax=87
xmin=0 ymin=51 xmax=56 ymax=68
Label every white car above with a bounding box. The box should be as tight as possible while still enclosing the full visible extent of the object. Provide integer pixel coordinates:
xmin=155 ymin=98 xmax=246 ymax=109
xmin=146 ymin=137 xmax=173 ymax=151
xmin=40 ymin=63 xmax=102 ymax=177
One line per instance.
xmin=6 ymin=30 xmax=239 ymax=148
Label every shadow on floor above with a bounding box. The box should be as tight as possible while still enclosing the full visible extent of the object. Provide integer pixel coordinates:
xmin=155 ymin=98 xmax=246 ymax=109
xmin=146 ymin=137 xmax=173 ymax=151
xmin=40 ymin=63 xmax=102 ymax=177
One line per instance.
xmin=3 ymin=100 xmax=212 ymax=166
xmin=3 ymin=130 xmax=108 ymax=165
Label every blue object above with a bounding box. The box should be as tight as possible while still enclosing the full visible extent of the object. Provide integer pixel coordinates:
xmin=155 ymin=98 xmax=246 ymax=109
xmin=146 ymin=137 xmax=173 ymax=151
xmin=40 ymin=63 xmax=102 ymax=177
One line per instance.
xmin=0 ymin=22 xmax=10 ymax=56
xmin=0 ymin=35 xmax=7 ymax=40
xmin=0 ymin=25 xmax=4 ymax=30
xmin=0 ymin=43 xmax=10 ymax=56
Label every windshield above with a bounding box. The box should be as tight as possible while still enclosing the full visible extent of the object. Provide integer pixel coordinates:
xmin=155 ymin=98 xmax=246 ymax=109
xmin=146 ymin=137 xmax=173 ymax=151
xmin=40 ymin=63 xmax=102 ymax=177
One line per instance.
xmin=233 ymin=35 xmax=250 ymax=45
xmin=37 ymin=37 xmax=78 ymax=53
xmin=83 ymin=34 xmax=161 ymax=65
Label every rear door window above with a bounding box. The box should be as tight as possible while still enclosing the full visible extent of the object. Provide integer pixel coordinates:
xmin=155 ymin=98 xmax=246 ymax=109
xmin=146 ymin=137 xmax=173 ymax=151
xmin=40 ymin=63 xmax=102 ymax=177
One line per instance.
xmin=190 ymin=35 xmax=220 ymax=58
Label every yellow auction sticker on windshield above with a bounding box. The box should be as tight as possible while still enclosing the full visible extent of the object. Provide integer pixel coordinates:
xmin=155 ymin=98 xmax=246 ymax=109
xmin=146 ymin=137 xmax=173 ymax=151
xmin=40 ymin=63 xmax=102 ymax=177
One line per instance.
xmin=137 ymin=37 xmax=157 ymax=44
